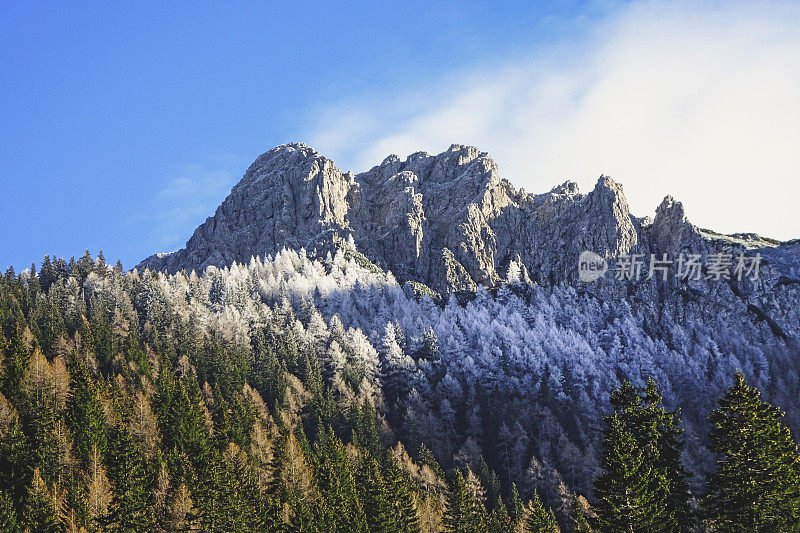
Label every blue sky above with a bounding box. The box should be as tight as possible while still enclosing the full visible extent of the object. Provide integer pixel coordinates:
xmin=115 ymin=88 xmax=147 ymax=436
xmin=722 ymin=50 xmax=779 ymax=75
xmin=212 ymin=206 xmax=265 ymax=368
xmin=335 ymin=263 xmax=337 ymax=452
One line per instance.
xmin=2 ymin=1 xmax=799 ymax=270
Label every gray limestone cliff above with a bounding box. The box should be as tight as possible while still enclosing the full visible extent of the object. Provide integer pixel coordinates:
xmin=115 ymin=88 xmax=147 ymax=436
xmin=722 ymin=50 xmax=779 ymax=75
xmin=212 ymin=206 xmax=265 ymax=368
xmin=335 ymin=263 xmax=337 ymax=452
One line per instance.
xmin=138 ymin=143 xmax=800 ymax=332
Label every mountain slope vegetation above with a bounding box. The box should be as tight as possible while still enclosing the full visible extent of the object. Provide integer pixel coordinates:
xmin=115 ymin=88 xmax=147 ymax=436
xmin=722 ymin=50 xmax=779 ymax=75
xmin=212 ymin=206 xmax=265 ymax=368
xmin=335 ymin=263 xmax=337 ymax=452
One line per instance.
xmin=1 ymin=247 xmax=798 ymax=531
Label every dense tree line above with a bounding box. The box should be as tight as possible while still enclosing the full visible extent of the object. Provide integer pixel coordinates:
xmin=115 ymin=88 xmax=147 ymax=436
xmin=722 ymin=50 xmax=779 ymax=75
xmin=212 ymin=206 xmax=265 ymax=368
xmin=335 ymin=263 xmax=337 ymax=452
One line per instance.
xmin=0 ymin=250 xmax=798 ymax=531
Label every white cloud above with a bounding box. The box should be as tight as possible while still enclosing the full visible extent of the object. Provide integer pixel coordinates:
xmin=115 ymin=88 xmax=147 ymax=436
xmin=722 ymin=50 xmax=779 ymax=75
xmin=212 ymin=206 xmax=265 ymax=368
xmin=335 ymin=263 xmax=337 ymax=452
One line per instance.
xmin=147 ymin=165 xmax=238 ymax=251
xmin=307 ymin=0 xmax=800 ymax=240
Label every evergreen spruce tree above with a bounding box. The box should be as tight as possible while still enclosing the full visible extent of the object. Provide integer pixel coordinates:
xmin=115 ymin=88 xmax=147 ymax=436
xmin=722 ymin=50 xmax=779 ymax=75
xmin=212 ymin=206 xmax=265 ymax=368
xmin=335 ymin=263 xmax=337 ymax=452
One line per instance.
xmin=570 ymin=495 xmax=593 ymax=533
xmin=641 ymin=379 xmax=692 ymax=529
xmin=194 ymin=451 xmax=225 ymax=532
xmin=23 ymin=468 xmax=59 ymax=533
xmin=38 ymin=255 xmax=56 ymax=294
xmin=355 ymin=457 xmax=394 ymax=533
xmin=443 ymin=470 xmax=487 ymax=533
xmin=67 ymin=359 xmax=106 ymax=463
xmin=0 ymin=490 xmax=20 ymax=533
xmin=487 ymin=495 xmax=514 ymax=532
xmin=508 ymin=483 xmax=524 ymax=525
xmin=417 ymin=443 xmax=444 ymax=478
xmin=0 ymin=419 xmax=28 ymax=508
xmin=702 ymin=373 xmax=800 ymax=531
xmin=352 ymin=401 xmax=383 ymax=461
xmin=75 ymin=250 xmax=94 ymax=283
xmin=157 ymin=376 xmax=212 ymax=469
xmin=95 ymin=251 xmax=106 ymax=274
xmin=593 ymin=379 xmax=691 ymax=532
xmin=26 ymin=392 xmax=62 ymax=486
xmin=476 ymin=455 xmax=502 ymax=510
xmin=313 ymin=428 xmax=368 ymax=533
xmin=268 ymin=428 xmax=318 ymax=531
xmin=104 ymin=425 xmax=153 ymax=531
xmin=63 ymin=469 xmax=90 ymax=532
xmin=1 ymin=325 xmax=29 ymax=406
xmin=383 ymin=456 xmax=420 ymax=533
xmin=250 ymin=328 xmax=288 ymax=408
xmin=213 ymin=443 xmax=269 ymax=532
xmin=593 ymin=414 xmax=665 ymax=531
xmin=526 ymin=491 xmax=559 ymax=533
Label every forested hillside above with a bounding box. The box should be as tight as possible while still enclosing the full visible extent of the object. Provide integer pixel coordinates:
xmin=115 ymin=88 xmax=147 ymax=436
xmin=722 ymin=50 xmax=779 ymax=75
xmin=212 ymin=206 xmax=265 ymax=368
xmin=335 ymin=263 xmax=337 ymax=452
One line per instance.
xmin=1 ymin=248 xmax=799 ymax=531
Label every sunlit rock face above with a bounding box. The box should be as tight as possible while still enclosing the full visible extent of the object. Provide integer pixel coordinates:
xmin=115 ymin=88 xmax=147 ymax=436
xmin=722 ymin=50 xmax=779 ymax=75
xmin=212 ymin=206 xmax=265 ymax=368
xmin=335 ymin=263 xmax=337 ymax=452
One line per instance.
xmin=138 ymin=144 xmax=635 ymax=288
xmin=139 ymin=142 xmax=800 ymax=338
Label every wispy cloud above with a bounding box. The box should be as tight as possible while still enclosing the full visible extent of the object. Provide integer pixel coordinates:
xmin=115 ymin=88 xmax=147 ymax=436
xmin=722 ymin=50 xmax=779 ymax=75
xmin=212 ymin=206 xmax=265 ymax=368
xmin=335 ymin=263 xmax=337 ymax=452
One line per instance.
xmin=307 ymin=0 xmax=800 ymax=240
xmin=144 ymin=164 xmax=238 ymax=252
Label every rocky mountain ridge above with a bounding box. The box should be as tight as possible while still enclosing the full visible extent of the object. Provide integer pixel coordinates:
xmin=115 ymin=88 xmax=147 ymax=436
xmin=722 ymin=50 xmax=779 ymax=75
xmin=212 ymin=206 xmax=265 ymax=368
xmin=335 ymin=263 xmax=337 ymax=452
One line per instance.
xmin=139 ymin=143 xmax=798 ymax=294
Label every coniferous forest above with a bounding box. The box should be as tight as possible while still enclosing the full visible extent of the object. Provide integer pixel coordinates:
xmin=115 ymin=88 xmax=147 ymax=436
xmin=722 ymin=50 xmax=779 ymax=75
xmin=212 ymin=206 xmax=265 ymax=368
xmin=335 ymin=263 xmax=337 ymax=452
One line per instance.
xmin=1 ymin=249 xmax=799 ymax=531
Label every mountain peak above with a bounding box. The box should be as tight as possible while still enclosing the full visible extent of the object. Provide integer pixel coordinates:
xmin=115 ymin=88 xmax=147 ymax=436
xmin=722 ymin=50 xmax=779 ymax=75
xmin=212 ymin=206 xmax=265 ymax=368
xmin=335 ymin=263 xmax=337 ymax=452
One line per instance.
xmin=592 ymin=174 xmax=626 ymax=198
xmin=138 ymin=144 xmax=772 ymax=292
xmin=550 ymin=181 xmax=581 ymax=195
